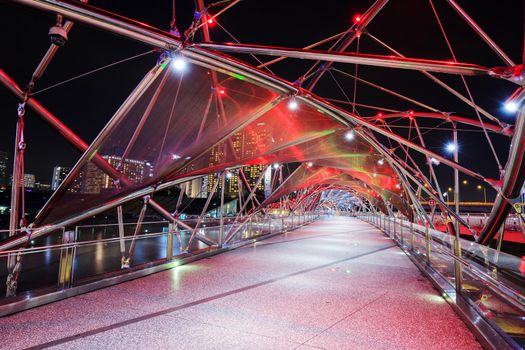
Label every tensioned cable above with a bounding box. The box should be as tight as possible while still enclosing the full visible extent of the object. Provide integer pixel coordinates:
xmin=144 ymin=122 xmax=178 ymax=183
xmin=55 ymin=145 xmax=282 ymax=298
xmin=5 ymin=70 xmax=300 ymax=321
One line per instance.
xmin=352 ymin=35 xmax=360 ymax=114
xmin=331 ymin=67 xmax=441 ymax=113
xmin=387 ymin=125 xmax=494 ymax=133
xmin=194 ymin=0 xmax=242 ymax=32
xmin=301 ymin=26 xmax=355 ymax=83
xmin=257 ymin=31 xmax=346 ymax=69
xmin=364 ymin=31 xmax=502 ymax=125
xmin=156 ymin=73 xmax=184 ymax=166
xmin=428 ymin=0 xmax=502 ymax=171
xmin=214 ymin=19 xmax=275 ymax=75
xmin=327 ymin=70 xmax=353 ymax=107
xmin=322 ymin=97 xmax=401 ymax=113
xmin=31 ymin=50 xmax=155 ymax=96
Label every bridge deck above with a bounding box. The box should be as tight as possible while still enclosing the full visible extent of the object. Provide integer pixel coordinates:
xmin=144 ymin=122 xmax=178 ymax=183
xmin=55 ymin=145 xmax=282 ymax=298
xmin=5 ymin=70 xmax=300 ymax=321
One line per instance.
xmin=0 ymin=217 xmax=480 ymax=349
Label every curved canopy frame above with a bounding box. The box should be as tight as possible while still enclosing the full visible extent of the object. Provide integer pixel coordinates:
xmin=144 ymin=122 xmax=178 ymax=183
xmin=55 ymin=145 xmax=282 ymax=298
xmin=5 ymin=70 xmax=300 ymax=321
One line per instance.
xmin=0 ymin=0 xmax=523 ymax=251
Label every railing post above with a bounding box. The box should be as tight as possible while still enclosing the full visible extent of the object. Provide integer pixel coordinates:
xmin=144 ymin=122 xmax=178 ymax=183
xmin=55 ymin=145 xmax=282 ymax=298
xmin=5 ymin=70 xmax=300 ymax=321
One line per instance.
xmin=454 ymin=237 xmax=462 ymax=293
xmin=400 ymin=217 xmax=404 ymax=245
xmin=425 ymin=222 xmax=431 ymax=262
xmin=166 ymin=222 xmax=174 ymax=260
xmin=58 ymin=229 xmax=76 ymax=289
xmin=410 ymin=220 xmax=414 ymax=250
xmin=393 ymin=214 xmax=397 ymax=240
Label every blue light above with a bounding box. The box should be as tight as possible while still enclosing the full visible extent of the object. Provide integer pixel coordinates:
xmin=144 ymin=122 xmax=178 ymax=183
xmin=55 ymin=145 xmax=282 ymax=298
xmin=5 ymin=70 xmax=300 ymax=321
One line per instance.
xmin=504 ymin=101 xmax=519 ymax=113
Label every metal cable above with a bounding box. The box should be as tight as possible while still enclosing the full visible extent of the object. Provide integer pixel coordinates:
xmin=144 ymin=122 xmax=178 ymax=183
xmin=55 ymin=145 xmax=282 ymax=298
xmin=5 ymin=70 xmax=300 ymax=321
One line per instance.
xmin=428 ymin=0 xmax=503 ymax=171
xmin=31 ymin=50 xmax=155 ymax=96
xmin=214 ymin=20 xmax=275 ymax=75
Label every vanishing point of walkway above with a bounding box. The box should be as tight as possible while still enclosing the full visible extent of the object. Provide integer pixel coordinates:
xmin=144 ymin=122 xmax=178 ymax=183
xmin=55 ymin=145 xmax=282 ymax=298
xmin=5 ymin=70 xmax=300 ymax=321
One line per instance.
xmin=0 ymin=217 xmax=480 ymax=349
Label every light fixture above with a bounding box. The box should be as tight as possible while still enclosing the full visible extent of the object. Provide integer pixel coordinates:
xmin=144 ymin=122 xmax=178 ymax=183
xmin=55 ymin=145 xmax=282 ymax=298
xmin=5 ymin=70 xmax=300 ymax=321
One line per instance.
xmin=273 ymin=163 xmax=280 ymax=169
xmin=344 ymin=130 xmax=355 ymax=141
xmin=306 ymin=162 xmax=313 ymax=167
xmin=446 ymin=142 xmax=456 ymax=153
xmin=226 ymin=171 xmax=233 ymax=179
xmin=430 ymin=157 xmax=440 ymax=165
xmin=172 ymin=56 xmax=187 ymax=71
xmin=377 ymin=158 xmax=384 ymax=165
xmin=504 ymin=101 xmax=519 ymax=113
xmin=171 ymin=154 xmax=181 ymax=160
xmin=288 ymin=97 xmax=299 ymax=111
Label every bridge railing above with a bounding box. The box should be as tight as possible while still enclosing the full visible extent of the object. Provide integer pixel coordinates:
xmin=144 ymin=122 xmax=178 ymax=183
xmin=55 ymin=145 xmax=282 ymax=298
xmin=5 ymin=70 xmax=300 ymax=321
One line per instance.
xmin=0 ymin=212 xmax=317 ymax=314
xmin=358 ymin=212 xmax=525 ymax=349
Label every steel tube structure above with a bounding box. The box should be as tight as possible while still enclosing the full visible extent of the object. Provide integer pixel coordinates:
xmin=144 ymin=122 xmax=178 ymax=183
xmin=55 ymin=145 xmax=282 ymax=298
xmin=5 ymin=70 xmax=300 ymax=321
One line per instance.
xmin=478 ymin=105 xmax=525 ymax=244
xmin=3 ymin=0 xmax=519 ymax=252
xmin=197 ymin=42 xmax=496 ymax=77
xmin=445 ymin=0 xmax=515 ymax=67
xmin=2 ymin=1 xmax=504 ymax=186
xmin=305 ymin=0 xmax=389 ymax=90
xmin=8 ymin=0 xmax=504 ymax=79
xmin=453 ymin=124 xmax=460 ymax=237
xmin=363 ymin=112 xmax=512 ymax=136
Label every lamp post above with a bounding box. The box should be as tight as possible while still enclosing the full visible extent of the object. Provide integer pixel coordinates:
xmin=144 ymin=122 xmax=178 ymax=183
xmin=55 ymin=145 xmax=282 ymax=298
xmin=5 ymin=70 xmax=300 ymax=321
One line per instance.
xmin=446 ymin=125 xmax=460 ymax=236
xmin=477 ymin=185 xmax=487 ymax=203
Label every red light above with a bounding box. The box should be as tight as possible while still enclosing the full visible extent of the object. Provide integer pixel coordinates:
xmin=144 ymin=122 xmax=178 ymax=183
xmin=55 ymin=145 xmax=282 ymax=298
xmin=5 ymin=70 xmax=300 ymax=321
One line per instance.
xmin=208 ymin=18 xmax=213 ymax=24
xmin=353 ymin=14 xmax=362 ymax=24
xmin=219 ymin=88 xmax=225 ymax=94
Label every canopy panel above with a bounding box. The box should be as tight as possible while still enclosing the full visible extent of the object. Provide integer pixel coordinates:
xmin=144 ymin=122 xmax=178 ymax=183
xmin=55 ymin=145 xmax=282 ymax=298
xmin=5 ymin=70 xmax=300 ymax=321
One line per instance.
xmin=37 ymin=58 xmax=407 ymax=226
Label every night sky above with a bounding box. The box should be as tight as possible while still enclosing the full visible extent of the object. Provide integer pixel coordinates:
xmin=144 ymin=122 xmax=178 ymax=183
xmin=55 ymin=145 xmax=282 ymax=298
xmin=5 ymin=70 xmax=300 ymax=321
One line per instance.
xmin=0 ymin=0 xmax=523 ymax=201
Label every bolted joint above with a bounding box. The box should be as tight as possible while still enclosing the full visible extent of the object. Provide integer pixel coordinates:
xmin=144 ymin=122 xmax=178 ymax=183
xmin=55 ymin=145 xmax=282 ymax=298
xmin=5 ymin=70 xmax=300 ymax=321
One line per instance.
xmin=17 ymin=103 xmax=25 ymax=117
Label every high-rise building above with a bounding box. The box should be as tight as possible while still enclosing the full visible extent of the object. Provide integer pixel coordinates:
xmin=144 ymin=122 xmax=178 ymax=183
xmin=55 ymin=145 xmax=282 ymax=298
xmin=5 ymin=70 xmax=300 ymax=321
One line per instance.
xmin=219 ymin=122 xmax=272 ymax=197
xmin=24 ymin=174 xmax=36 ymax=189
xmin=0 ymin=151 xmax=8 ymax=189
xmin=36 ymin=183 xmax=52 ymax=191
xmin=81 ymin=156 xmax=152 ymax=194
xmin=51 ymin=166 xmax=71 ymax=190
xmin=184 ymin=177 xmax=206 ymax=198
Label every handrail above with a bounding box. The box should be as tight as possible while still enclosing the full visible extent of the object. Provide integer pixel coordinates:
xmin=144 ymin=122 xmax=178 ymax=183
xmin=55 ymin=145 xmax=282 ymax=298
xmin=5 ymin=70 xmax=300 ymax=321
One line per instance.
xmin=357 ymin=212 xmax=525 ymax=349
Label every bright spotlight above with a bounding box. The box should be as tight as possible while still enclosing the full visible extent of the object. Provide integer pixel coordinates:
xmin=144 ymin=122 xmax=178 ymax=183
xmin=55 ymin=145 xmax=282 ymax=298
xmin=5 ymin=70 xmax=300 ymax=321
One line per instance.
xmin=226 ymin=171 xmax=233 ymax=179
xmin=446 ymin=143 xmax=456 ymax=153
xmin=377 ymin=158 xmax=384 ymax=165
xmin=306 ymin=162 xmax=313 ymax=167
xmin=273 ymin=163 xmax=280 ymax=169
xmin=288 ymin=98 xmax=299 ymax=111
xmin=504 ymin=101 xmax=519 ymax=113
xmin=344 ymin=130 xmax=355 ymax=141
xmin=172 ymin=56 xmax=187 ymax=71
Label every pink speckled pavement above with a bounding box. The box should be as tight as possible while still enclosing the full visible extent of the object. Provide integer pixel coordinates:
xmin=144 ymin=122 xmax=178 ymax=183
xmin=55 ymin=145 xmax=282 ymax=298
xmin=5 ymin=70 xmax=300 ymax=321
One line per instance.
xmin=0 ymin=217 xmax=481 ymax=349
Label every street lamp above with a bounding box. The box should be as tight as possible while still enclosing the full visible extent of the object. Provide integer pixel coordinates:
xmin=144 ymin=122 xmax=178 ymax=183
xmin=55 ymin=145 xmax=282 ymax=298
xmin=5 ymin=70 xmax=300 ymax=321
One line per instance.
xmin=477 ymin=185 xmax=487 ymax=203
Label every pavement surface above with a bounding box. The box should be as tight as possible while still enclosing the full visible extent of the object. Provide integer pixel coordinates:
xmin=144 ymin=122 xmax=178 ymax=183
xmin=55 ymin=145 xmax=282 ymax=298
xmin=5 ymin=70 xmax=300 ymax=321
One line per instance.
xmin=0 ymin=216 xmax=481 ymax=350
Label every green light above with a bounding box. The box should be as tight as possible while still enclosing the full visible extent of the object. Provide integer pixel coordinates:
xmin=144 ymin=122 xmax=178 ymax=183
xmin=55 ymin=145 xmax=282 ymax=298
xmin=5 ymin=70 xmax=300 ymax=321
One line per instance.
xmin=88 ymin=149 xmax=98 ymax=161
xmin=229 ymin=72 xmax=245 ymax=80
